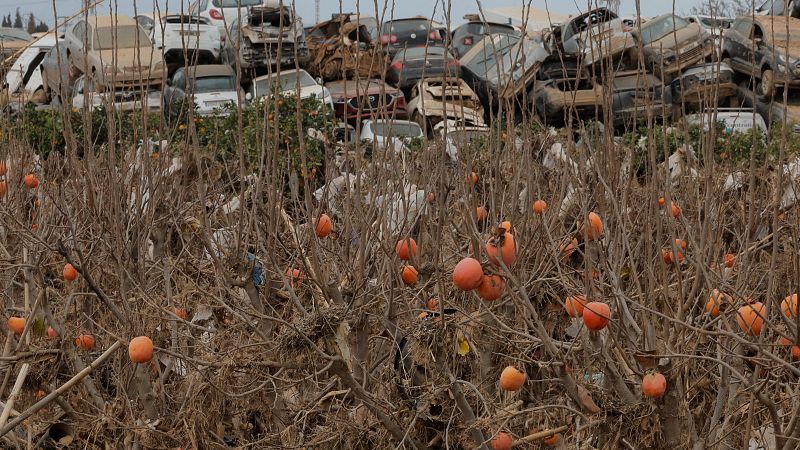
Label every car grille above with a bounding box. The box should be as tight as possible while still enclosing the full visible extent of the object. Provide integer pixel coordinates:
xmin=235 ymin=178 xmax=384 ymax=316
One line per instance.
xmin=242 ymin=42 xmax=308 ymax=60
xmin=348 ymin=93 xmax=395 ymax=111
xmin=678 ymin=45 xmax=703 ymax=66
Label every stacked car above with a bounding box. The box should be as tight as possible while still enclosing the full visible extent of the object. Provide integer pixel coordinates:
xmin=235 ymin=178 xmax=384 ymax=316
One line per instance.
xmin=5 ymin=5 xmax=800 ymax=137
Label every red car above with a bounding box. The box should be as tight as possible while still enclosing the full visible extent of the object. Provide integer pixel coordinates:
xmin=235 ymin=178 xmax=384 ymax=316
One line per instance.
xmin=325 ymin=79 xmax=407 ymax=122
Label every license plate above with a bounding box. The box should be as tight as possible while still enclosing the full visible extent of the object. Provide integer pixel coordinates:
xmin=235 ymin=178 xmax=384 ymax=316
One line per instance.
xmin=679 ymin=44 xmax=698 ymax=54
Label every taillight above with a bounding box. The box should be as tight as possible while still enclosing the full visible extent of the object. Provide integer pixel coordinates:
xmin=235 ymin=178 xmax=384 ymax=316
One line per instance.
xmin=390 ymin=61 xmax=404 ymax=70
xmin=463 ymin=37 xmax=473 ymax=46
xmin=429 ymin=31 xmax=442 ymax=40
xmin=447 ymin=59 xmax=460 ymax=67
xmin=209 ymin=9 xmax=223 ymax=20
xmin=380 ymin=34 xmax=398 ymax=44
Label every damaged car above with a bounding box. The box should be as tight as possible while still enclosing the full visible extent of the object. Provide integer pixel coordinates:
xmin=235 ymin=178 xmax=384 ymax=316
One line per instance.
xmin=723 ymin=16 xmax=800 ymax=99
xmin=360 ymin=119 xmax=424 ymax=153
xmin=379 ymin=17 xmax=448 ymax=58
xmin=671 ymin=62 xmax=737 ymax=107
xmin=64 ymin=15 xmax=166 ymax=89
xmin=135 ymin=14 xmax=222 ymax=65
xmin=0 ymin=27 xmax=32 ymax=63
xmin=223 ymin=0 xmax=308 ymax=71
xmin=531 ymin=79 xmax=603 ymax=125
xmin=610 ymin=70 xmax=673 ymax=127
xmin=407 ymin=78 xmax=485 ymax=134
xmin=451 ymin=14 xmax=521 ymax=59
xmin=249 ymin=68 xmax=333 ymax=109
xmin=326 ymin=78 xmax=406 ymax=122
xmin=634 ymin=14 xmax=714 ymax=79
xmin=460 ymin=33 xmax=522 ymax=109
xmin=543 ymin=7 xmax=634 ymax=71
xmin=72 ymin=74 xmax=162 ymax=112
xmin=386 ymin=46 xmax=461 ymax=93
xmin=3 ymin=33 xmax=55 ymax=106
xmin=306 ymin=14 xmax=386 ymax=82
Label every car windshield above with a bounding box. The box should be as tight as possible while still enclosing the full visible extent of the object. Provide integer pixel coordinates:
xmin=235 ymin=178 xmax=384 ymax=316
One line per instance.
xmin=256 ymin=70 xmax=316 ymax=94
xmin=0 ymin=28 xmax=32 ymax=41
xmin=394 ymin=46 xmax=446 ymax=60
xmin=638 ymin=15 xmax=691 ymax=44
xmin=94 ymin=25 xmax=152 ymax=49
xmin=212 ymin=0 xmax=262 ymax=7
xmin=372 ymin=121 xmax=422 ymax=138
xmin=698 ymin=17 xmax=731 ymax=29
xmin=463 ymin=23 xmax=516 ymax=36
xmin=193 ymin=75 xmax=234 ymax=91
xmin=462 ymin=34 xmax=521 ymax=78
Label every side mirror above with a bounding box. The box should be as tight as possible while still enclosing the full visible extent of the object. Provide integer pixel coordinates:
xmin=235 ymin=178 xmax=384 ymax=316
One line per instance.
xmin=316 ymin=77 xmax=323 ymax=85
xmin=245 ymin=92 xmax=253 ymax=101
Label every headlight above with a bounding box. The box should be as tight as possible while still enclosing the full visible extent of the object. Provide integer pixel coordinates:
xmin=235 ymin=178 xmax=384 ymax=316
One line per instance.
xmin=703 ymin=37 xmax=713 ymax=46
xmin=663 ymin=54 xmax=677 ymax=65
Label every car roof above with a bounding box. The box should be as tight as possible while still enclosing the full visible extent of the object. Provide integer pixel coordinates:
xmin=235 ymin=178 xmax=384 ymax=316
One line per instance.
xmin=752 ymin=15 xmax=800 ymax=30
xmin=178 ymin=64 xmax=235 ymax=78
xmin=325 ymin=79 xmax=393 ymax=95
xmin=85 ymin=15 xmax=138 ymax=27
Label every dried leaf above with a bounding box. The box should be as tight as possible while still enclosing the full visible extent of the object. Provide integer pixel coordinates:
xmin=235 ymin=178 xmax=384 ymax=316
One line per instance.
xmin=457 ymin=338 xmax=470 ymax=357
xmin=635 ymin=351 xmax=658 ymax=369
xmin=58 ymin=435 xmax=74 ymax=445
xmin=577 ymin=384 xmax=601 ymax=414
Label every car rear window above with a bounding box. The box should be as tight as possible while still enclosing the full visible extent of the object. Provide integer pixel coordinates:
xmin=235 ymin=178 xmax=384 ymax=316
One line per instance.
xmin=212 ymin=0 xmax=262 ymax=8
xmin=373 ymin=121 xmax=422 ymax=138
xmin=94 ymin=25 xmax=152 ymax=49
xmin=194 ymin=75 xmax=234 ymax=91
xmin=463 ymin=23 xmax=516 ymax=36
xmin=394 ymin=46 xmax=447 ymax=60
xmin=383 ymin=19 xmax=443 ymax=45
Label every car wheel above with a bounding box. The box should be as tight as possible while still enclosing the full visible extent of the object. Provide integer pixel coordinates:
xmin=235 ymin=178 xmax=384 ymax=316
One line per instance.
xmin=758 ymin=69 xmax=775 ymax=98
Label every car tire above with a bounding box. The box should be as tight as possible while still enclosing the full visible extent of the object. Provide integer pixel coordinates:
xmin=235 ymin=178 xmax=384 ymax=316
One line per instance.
xmin=758 ymin=69 xmax=775 ymax=99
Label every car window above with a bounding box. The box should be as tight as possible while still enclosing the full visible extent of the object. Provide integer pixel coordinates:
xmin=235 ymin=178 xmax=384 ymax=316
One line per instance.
xmin=373 ymin=121 xmax=422 ymax=138
xmin=173 ymin=70 xmax=186 ymax=90
xmin=212 ymin=0 xmax=261 ymax=7
xmin=461 ymin=23 xmax=516 ymax=37
xmin=733 ymin=19 xmax=751 ymax=36
xmin=93 ymin=25 xmax=152 ymax=50
xmin=193 ymin=75 xmax=234 ymax=91
xmin=462 ymin=34 xmax=520 ymax=77
xmin=395 ymin=46 xmax=447 ymax=60
xmin=72 ymin=21 xmax=86 ymax=41
xmin=637 ymin=15 xmax=691 ymax=44
xmin=255 ymin=70 xmax=316 ymax=96
xmin=382 ymin=19 xmax=443 ymax=46
xmin=136 ymin=16 xmax=155 ymax=32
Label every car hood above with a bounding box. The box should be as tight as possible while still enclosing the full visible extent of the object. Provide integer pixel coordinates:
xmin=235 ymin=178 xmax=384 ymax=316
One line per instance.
xmin=281 ymin=85 xmax=329 ymax=101
xmin=645 ymin=23 xmax=704 ymax=51
xmin=96 ymin=48 xmax=164 ymax=69
xmin=326 ymin=79 xmax=397 ymax=97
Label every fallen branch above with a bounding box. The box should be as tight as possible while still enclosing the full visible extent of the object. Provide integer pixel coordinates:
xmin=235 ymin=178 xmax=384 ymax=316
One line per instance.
xmin=511 ymin=425 xmax=569 ymax=447
xmin=0 ymin=364 xmax=29 ymax=430
xmin=0 ymin=341 xmax=122 ymax=438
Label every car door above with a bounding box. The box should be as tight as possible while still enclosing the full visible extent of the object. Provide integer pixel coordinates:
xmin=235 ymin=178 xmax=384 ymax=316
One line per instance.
xmin=69 ymin=20 xmax=88 ymax=72
xmin=729 ymin=19 xmax=753 ymax=73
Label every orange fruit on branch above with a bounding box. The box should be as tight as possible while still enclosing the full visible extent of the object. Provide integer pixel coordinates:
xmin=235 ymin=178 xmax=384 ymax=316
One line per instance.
xmin=452 ymin=257 xmax=483 ymax=291
xmin=314 ymin=214 xmax=333 ymax=238
xmin=63 ymin=263 xmax=78 ymax=281
xmin=723 ymin=253 xmax=736 ymax=268
xmin=781 ymin=294 xmax=798 ymax=319
xmin=395 ymin=238 xmax=417 ymax=261
xmin=129 ymin=336 xmax=154 ymax=363
xmin=24 ymin=173 xmax=39 ymax=189
xmin=642 ymin=372 xmax=667 ymax=398
xmin=705 ymin=289 xmax=731 ymax=317
xmin=565 ymin=295 xmax=586 ymax=318
xmin=476 ymin=274 xmax=505 ymax=301
xmin=499 ymin=366 xmax=526 ymax=391
xmin=401 ymin=266 xmax=418 ymax=286
xmin=583 ymin=302 xmax=611 ymax=331
xmin=74 ymin=334 xmax=95 ymax=351
xmin=476 ymin=206 xmax=488 ymax=221
xmin=491 ymin=432 xmax=512 ymax=450
xmin=736 ymin=302 xmax=766 ymax=336
xmin=7 ymin=317 xmax=25 ymax=335
xmin=486 ymin=232 xmax=517 ymax=267
xmin=533 ymin=200 xmax=547 ymax=214
xmin=578 ymin=212 xmax=603 ymax=240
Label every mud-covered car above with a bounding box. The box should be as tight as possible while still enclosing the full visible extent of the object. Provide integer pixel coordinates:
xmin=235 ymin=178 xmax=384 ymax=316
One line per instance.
xmin=671 ymin=62 xmax=737 ymax=106
xmin=451 ymin=15 xmax=521 ymax=59
xmin=544 ymin=7 xmax=634 ymax=69
xmin=306 ymin=15 xmax=386 ymax=81
xmin=386 ymin=46 xmax=461 ymax=93
xmin=634 ymin=14 xmax=714 ymax=79
xmin=531 ymin=79 xmax=603 ymax=124
xmin=407 ymin=78 xmax=485 ymax=134
xmin=64 ymin=15 xmax=166 ymax=89
xmin=222 ymin=1 xmax=308 ymax=71
xmin=723 ymin=16 xmax=800 ymax=98
xmin=610 ymin=71 xmax=673 ymax=127
xmin=755 ymin=0 xmax=800 ymax=17
xmin=379 ymin=17 xmax=448 ymax=59
xmin=326 ymin=78 xmax=406 ymax=122
xmin=459 ymin=33 xmax=522 ymax=109
xmin=0 ymin=27 xmax=32 ymax=63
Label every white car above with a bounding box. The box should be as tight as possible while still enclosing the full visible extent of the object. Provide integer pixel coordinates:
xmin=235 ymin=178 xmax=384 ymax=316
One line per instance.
xmin=249 ymin=69 xmax=332 ymax=109
xmin=4 ymin=33 xmax=57 ymax=105
xmin=360 ymin=119 xmax=424 ymax=153
xmin=188 ymin=0 xmax=264 ymax=37
xmin=72 ymin=75 xmax=162 ymax=112
xmin=163 ymin=65 xmax=241 ymax=118
xmin=433 ymin=120 xmax=490 ymax=162
xmin=685 ymin=109 xmax=767 ymax=134
xmin=135 ymin=14 xmax=222 ymax=64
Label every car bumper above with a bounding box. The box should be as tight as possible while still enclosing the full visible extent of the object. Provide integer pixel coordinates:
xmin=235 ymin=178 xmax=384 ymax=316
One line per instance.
xmin=239 ymin=44 xmax=309 ymax=69
xmin=657 ymin=45 xmax=715 ymax=77
xmin=675 ymin=81 xmax=737 ymax=104
xmin=163 ymin=48 xmax=220 ymax=63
